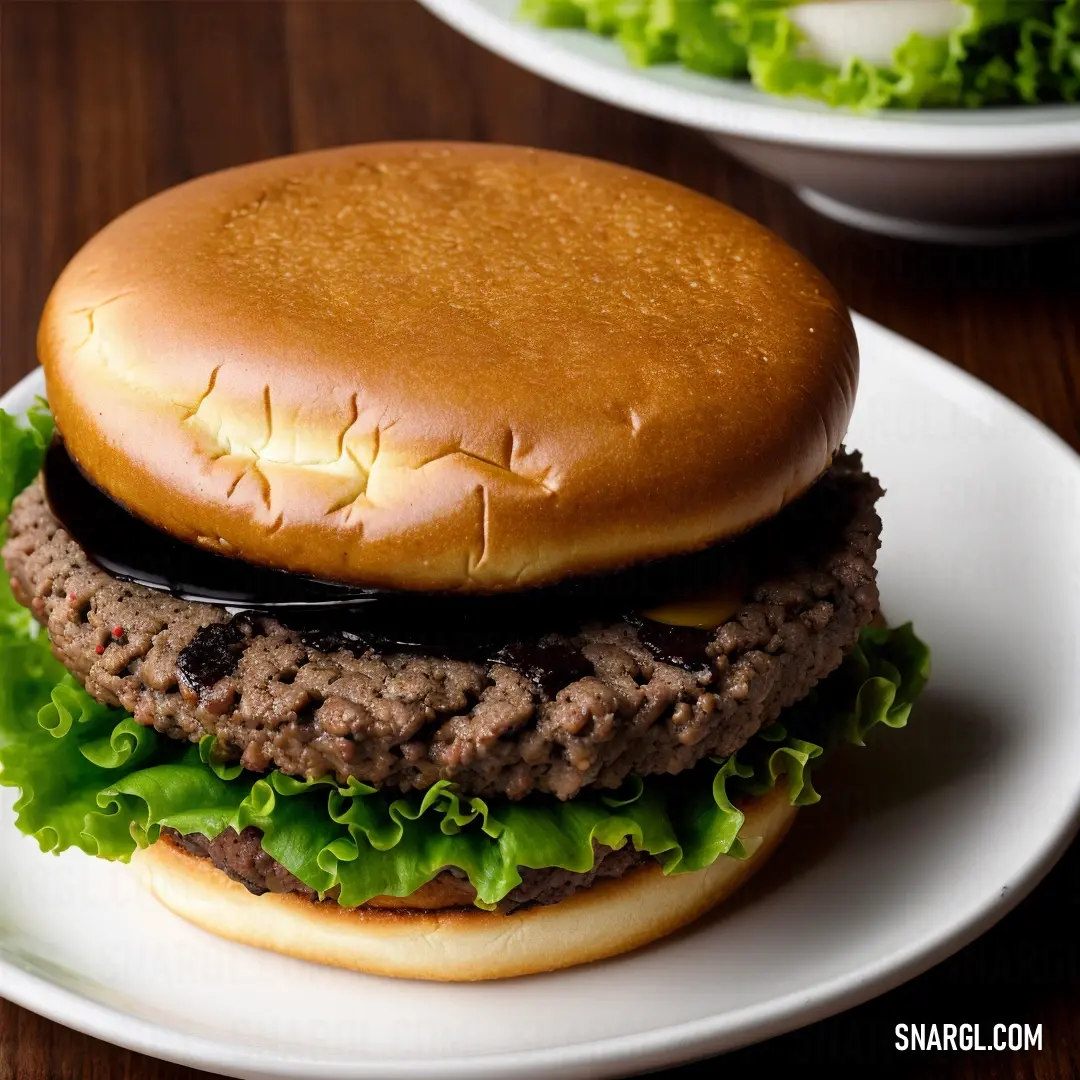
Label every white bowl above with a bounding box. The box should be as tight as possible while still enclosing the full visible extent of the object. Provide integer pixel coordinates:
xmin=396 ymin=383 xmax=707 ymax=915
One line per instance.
xmin=417 ymin=0 xmax=1080 ymax=243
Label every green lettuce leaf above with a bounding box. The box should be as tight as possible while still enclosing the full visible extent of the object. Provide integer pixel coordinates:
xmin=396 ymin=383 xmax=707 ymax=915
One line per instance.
xmin=0 ymin=398 xmax=52 ymax=524
xmin=0 ymin=405 xmax=931 ymax=907
xmin=520 ymin=0 xmax=754 ymax=75
xmin=749 ymin=0 xmax=1080 ymax=110
xmin=0 ymin=623 xmax=929 ymax=905
xmin=520 ymin=0 xmax=1080 ymax=109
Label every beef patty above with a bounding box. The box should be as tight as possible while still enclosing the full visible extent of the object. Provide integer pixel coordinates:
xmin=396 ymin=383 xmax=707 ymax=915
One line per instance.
xmin=3 ymin=452 xmax=881 ymax=801
xmin=161 ymin=826 xmax=652 ymax=914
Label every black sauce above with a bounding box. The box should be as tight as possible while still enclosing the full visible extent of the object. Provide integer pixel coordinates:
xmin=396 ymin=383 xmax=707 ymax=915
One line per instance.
xmin=627 ymin=617 xmax=712 ymax=671
xmin=177 ymin=617 xmax=250 ymax=694
xmin=492 ymin=640 xmax=595 ymax=697
xmin=42 ymin=438 xmax=771 ymax=670
xmin=298 ymin=625 xmax=376 ymax=656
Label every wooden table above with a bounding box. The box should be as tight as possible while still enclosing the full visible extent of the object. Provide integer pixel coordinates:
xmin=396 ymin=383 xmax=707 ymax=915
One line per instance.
xmin=2 ymin=2 xmax=1079 ymax=1077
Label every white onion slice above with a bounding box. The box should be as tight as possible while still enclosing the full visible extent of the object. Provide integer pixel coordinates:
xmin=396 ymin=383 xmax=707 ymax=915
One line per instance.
xmin=787 ymin=0 xmax=968 ymax=67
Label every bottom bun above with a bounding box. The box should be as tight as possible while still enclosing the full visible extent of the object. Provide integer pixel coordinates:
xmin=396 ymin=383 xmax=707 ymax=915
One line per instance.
xmin=135 ymin=783 xmax=797 ymax=981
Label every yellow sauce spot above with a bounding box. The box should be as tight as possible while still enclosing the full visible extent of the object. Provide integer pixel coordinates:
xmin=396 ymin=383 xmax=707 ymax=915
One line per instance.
xmin=640 ymin=583 xmax=743 ymax=629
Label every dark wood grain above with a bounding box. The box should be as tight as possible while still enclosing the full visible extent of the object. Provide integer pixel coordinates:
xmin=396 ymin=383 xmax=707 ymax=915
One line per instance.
xmin=2 ymin=2 xmax=1079 ymax=1078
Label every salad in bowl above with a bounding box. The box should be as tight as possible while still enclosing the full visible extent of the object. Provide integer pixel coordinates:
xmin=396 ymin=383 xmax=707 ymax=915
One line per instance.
xmin=520 ymin=0 xmax=1080 ymax=110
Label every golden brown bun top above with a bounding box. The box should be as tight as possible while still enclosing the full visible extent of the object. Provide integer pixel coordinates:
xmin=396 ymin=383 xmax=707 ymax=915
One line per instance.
xmin=41 ymin=142 xmax=857 ymax=592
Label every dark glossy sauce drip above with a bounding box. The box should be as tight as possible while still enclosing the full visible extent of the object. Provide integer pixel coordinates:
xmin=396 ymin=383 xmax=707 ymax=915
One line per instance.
xmin=177 ymin=618 xmax=250 ymax=694
xmin=627 ymin=618 xmax=712 ymax=671
xmin=43 ymin=438 xmax=762 ymax=674
xmin=492 ymin=640 xmax=595 ymax=697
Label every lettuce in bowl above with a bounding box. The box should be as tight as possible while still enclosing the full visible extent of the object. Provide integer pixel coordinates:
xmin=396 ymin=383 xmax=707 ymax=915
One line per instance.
xmin=520 ymin=0 xmax=1080 ymax=109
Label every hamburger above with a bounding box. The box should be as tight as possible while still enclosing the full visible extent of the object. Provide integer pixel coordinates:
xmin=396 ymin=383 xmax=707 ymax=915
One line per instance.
xmin=0 ymin=142 xmax=928 ymax=981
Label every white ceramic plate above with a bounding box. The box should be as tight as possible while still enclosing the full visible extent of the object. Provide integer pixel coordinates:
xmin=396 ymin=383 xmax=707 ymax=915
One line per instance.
xmin=416 ymin=0 xmax=1080 ymax=241
xmin=3 ymin=314 xmax=1080 ymax=1079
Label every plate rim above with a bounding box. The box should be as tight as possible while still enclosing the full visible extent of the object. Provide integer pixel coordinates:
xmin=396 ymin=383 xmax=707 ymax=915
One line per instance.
xmin=416 ymin=0 xmax=1080 ymax=157
xmin=4 ymin=316 xmax=1080 ymax=1078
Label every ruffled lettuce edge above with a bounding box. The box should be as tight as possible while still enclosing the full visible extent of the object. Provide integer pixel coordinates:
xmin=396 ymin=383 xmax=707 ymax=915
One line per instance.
xmin=1 ymin=617 xmax=930 ymax=907
xmin=0 ymin=403 xmax=930 ymax=908
xmin=518 ymin=0 xmax=1080 ymax=110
